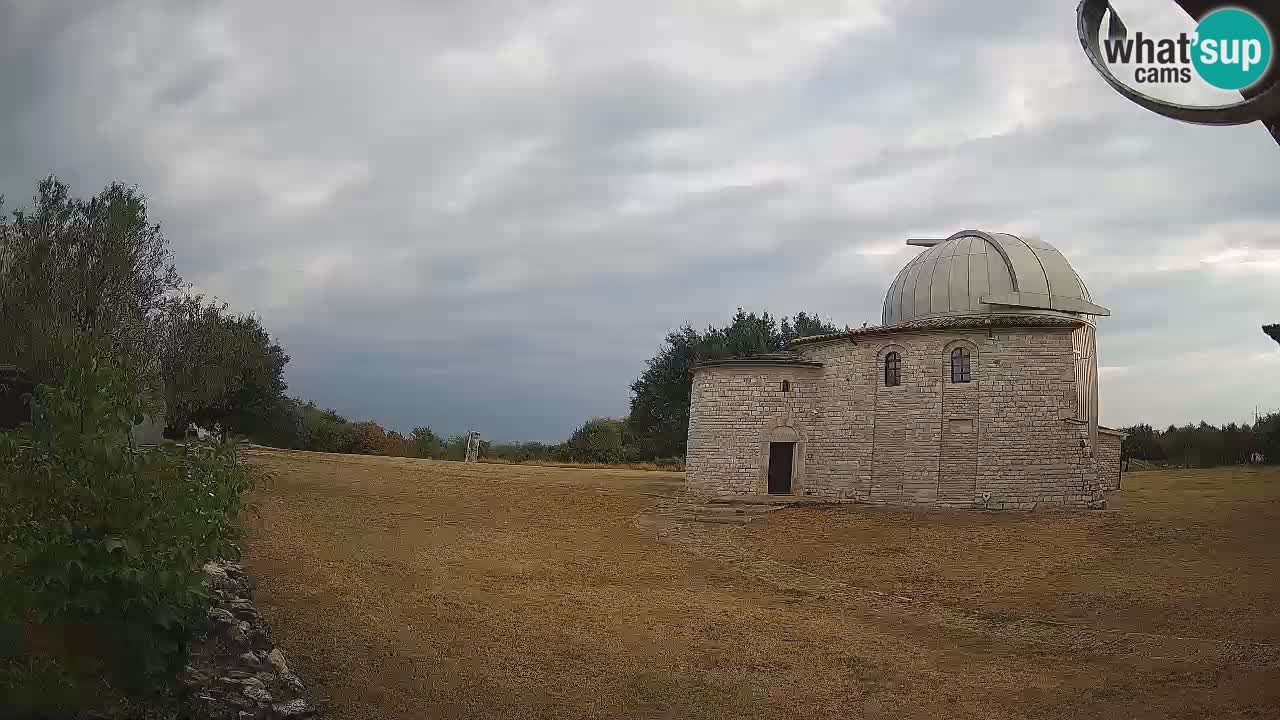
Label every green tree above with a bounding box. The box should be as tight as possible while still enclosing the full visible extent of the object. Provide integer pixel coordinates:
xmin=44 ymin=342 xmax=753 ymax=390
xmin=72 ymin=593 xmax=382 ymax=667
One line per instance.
xmin=411 ymin=426 xmax=444 ymax=458
xmin=1265 ymin=324 xmax=1279 ymax=346
xmin=628 ymin=309 xmax=840 ymax=458
xmin=1258 ymin=412 xmax=1280 ymax=463
xmin=158 ymin=295 xmax=289 ymax=439
xmin=563 ymin=417 xmax=626 ymax=463
xmin=298 ymin=402 xmax=357 ymax=453
xmin=1120 ymin=423 xmax=1160 ymax=462
xmin=0 ymin=176 xmax=181 ymax=408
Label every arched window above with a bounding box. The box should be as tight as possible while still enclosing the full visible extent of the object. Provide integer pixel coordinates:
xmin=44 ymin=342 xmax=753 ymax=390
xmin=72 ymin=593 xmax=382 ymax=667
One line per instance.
xmin=950 ymin=347 xmax=972 ymax=383
xmin=884 ymin=352 xmax=901 ymax=387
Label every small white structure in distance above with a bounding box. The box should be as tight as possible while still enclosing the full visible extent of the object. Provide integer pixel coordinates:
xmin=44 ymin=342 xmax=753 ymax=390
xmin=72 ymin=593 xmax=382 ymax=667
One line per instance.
xmin=464 ymin=431 xmax=482 ymax=463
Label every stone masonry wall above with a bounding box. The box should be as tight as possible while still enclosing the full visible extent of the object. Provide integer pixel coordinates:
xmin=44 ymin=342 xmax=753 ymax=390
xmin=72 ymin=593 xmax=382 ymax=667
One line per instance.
xmin=687 ymin=325 xmax=1105 ymax=509
xmin=1095 ymin=430 xmax=1124 ymax=492
xmin=686 ymin=365 xmax=820 ymax=494
xmin=970 ymin=329 xmax=1100 ymax=509
xmin=797 ymin=339 xmax=873 ymax=500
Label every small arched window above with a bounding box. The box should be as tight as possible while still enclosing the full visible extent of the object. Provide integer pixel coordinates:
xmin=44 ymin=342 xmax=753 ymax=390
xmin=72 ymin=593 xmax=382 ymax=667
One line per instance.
xmin=951 ymin=347 xmax=972 ymax=383
xmin=781 ymin=380 xmax=791 ymax=393
xmin=884 ymin=352 xmax=901 ymax=387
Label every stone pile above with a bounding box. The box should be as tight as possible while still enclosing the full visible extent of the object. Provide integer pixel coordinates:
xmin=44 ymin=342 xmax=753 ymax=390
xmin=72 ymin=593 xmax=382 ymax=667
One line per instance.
xmin=179 ymin=561 xmax=319 ymax=719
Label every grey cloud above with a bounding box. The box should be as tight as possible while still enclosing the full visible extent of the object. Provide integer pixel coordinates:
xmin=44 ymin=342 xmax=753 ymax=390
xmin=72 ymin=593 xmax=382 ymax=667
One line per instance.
xmin=1 ymin=0 xmax=1278 ymax=441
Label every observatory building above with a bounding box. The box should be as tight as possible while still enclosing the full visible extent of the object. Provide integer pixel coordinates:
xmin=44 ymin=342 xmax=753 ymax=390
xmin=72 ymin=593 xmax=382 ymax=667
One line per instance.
xmin=686 ymin=230 xmax=1125 ymax=510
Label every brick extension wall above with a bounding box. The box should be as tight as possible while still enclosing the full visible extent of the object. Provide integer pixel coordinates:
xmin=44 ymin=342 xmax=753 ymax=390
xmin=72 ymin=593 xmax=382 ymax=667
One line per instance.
xmin=1095 ymin=429 xmax=1124 ymax=492
xmin=687 ymin=326 xmax=1106 ymax=509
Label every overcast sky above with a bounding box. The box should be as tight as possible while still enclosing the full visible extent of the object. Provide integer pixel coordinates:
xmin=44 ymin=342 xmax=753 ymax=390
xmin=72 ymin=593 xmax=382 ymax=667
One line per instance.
xmin=2 ymin=0 xmax=1277 ymax=442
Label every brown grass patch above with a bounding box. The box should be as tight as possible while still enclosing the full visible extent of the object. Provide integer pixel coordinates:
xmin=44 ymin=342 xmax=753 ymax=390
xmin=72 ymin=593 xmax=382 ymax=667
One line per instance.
xmin=240 ymin=449 xmax=1280 ymax=719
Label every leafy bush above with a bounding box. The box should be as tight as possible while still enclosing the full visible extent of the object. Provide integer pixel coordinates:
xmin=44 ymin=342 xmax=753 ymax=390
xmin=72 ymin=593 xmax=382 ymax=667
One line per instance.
xmin=0 ymin=357 xmax=256 ymax=709
xmin=411 ymin=427 xmax=445 ymax=458
xmin=563 ymin=418 xmax=625 ymax=464
xmin=485 ymin=441 xmax=560 ymax=464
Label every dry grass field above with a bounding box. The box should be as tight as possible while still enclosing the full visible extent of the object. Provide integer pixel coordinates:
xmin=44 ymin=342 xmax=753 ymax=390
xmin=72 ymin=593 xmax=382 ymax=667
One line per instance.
xmin=241 ymin=449 xmax=1280 ymax=720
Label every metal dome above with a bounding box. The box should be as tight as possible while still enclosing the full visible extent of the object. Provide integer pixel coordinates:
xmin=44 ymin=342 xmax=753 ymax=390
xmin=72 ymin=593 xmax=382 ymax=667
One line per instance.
xmin=881 ymin=230 xmax=1109 ymax=326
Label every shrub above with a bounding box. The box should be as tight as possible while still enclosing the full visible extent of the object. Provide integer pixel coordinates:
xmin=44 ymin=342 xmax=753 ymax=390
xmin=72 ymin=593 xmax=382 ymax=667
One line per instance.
xmin=562 ymin=418 xmax=625 ymax=464
xmin=0 ymin=357 xmax=257 ymax=710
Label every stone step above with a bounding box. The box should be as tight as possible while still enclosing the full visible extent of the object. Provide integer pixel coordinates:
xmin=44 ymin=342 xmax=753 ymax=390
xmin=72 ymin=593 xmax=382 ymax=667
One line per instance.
xmin=704 ymin=494 xmax=835 ymax=506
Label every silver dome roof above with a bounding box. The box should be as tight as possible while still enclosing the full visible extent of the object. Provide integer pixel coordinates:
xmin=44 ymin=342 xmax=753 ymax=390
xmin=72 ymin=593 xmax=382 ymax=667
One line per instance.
xmin=881 ymin=230 xmax=1109 ymax=326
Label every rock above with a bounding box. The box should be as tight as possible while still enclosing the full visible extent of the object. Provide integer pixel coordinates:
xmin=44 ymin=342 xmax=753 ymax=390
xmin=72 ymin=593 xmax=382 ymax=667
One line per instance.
xmin=243 ymin=685 xmax=275 ymax=703
xmin=187 ymin=561 xmax=317 ymax=720
xmin=202 ymin=562 xmax=238 ymax=592
xmin=270 ymin=698 xmax=315 ymax=718
xmin=225 ymin=691 xmax=257 ymax=709
xmin=180 ymin=665 xmax=209 ymax=688
xmin=222 ymin=624 xmax=253 ymax=655
xmin=268 ymin=648 xmax=289 ymax=674
xmin=209 ymin=607 xmax=237 ymax=625
xmin=248 ymin=624 xmax=273 ymax=652
xmin=278 ymin=671 xmax=304 ymax=694
xmin=230 ymin=600 xmax=259 ymax=619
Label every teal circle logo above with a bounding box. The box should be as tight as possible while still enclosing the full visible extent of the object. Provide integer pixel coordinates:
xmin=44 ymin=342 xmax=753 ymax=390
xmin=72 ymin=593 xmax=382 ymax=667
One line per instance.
xmin=1191 ymin=8 xmax=1272 ymax=90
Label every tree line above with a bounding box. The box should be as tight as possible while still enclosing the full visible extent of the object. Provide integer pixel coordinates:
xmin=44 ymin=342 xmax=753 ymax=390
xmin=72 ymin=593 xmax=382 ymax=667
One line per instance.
xmin=1120 ymin=417 xmax=1280 ymax=468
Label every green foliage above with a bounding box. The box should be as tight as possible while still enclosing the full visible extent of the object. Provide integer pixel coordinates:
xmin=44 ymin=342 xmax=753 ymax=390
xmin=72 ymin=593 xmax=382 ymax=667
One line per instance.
xmin=440 ymin=434 xmax=471 ymax=461
xmin=485 ymin=441 xmax=560 ymax=463
xmin=0 ymin=357 xmax=256 ymax=701
xmin=158 ymin=295 xmax=289 ymax=438
xmin=411 ymin=426 xmax=445 ymax=458
xmin=628 ymin=309 xmax=841 ymax=458
xmin=562 ymin=418 xmax=626 ymax=464
xmin=295 ymin=401 xmax=359 ymax=453
xmin=0 ymin=176 xmax=180 ymax=410
xmin=1121 ymin=416 xmax=1280 ymax=467
xmin=1265 ymin=324 xmax=1280 ymax=346
xmin=1257 ymin=413 xmax=1280 ymax=464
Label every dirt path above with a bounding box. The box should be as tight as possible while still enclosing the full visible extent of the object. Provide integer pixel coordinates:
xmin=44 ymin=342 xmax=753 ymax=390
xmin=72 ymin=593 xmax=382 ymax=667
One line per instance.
xmin=241 ymin=450 xmax=1280 ymax=719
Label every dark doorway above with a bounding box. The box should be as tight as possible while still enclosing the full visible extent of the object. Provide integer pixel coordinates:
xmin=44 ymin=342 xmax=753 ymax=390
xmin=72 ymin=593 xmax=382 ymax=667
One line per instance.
xmin=767 ymin=442 xmax=794 ymax=494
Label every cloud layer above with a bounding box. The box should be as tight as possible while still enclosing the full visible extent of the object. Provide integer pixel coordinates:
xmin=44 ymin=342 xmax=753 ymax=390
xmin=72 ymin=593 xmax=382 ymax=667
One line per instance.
xmin=2 ymin=0 xmax=1277 ymax=440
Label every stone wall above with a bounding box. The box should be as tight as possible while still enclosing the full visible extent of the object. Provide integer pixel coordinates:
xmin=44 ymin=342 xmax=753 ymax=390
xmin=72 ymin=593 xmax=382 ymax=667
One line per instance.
xmin=687 ymin=324 xmax=1105 ymax=509
xmin=686 ymin=365 xmax=820 ymax=494
xmin=1095 ymin=429 xmax=1125 ymax=492
xmin=184 ymin=561 xmax=318 ymax=719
